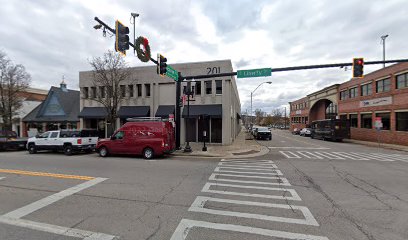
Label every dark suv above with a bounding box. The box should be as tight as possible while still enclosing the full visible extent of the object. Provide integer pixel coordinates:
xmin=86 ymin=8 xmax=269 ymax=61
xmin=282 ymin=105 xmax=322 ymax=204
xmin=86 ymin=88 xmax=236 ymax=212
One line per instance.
xmin=255 ymin=127 xmax=272 ymax=140
xmin=0 ymin=130 xmax=27 ymax=150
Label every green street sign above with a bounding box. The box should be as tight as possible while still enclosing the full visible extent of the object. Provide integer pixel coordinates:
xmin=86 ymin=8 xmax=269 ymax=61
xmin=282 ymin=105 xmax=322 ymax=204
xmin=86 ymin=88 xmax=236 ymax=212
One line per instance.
xmin=237 ymin=68 xmax=272 ymax=78
xmin=166 ymin=66 xmax=178 ymax=81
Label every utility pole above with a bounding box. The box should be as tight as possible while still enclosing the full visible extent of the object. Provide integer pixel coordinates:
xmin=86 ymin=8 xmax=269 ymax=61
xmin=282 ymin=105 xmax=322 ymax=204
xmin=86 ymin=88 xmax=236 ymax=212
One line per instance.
xmin=284 ymin=107 xmax=287 ymax=129
xmin=381 ymin=34 xmax=389 ymax=68
xmin=130 ymin=13 xmax=139 ymax=55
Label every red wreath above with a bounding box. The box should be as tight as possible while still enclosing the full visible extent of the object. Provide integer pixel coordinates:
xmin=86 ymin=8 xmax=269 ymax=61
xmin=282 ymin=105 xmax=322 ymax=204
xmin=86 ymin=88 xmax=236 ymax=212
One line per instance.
xmin=135 ymin=36 xmax=151 ymax=62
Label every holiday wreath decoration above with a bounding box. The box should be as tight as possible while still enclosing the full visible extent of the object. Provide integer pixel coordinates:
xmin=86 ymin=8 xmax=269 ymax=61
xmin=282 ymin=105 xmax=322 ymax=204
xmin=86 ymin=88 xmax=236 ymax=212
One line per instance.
xmin=135 ymin=36 xmax=151 ymax=62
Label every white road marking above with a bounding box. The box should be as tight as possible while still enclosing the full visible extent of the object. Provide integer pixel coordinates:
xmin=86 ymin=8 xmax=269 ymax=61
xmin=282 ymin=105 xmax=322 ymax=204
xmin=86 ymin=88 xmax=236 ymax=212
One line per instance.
xmin=351 ymin=152 xmax=394 ymax=162
xmin=210 ymin=173 xmax=287 ymax=180
xmin=333 ymin=152 xmax=370 ymax=160
xmin=201 ymin=182 xmax=302 ymax=201
xmin=3 ymin=177 xmax=108 ymax=219
xmin=0 ymin=177 xmax=5 ymax=180
xmin=209 ymin=173 xmax=291 ymax=186
xmin=189 ymin=196 xmax=319 ymax=226
xmin=218 ymin=163 xmax=278 ymax=169
xmin=0 ymin=216 xmax=118 ymax=240
xmin=217 ymin=166 xmax=277 ymax=171
xmin=214 ymin=167 xmax=283 ymax=176
xmin=270 ymin=147 xmax=330 ymax=149
xmin=221 ymin=159 xmax=273 ymax=163
xmin=170 ymin=219 xmax=329 ymax=240
xmin=298 ymin=151 xmax=323 ymax=159
xmin=314 ymin=152 xmax=345 ymax=159
xmin=279 ymin=151 xmax=301 ymax=158
xmin=371 ymin=153 xmax=408 ymax=162
xmin=218 ymin=162 xmax=275 ymax=166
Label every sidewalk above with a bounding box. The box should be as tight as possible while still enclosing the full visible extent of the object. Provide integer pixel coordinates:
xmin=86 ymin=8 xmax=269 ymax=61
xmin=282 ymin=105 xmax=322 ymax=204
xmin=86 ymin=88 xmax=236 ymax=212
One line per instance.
xmin=171 ymin=130 xmax=270 ymax=159
xmin=343 ymin=139 xmax=408 ymax=152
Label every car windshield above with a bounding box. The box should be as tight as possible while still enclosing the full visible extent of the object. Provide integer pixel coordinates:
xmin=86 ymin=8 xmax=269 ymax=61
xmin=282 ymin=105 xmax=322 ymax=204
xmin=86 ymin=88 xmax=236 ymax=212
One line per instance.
xmin=0 ymin=130 xmax=17 ymax=138
xmin=258 ymin=127 xmax=269 ymax=131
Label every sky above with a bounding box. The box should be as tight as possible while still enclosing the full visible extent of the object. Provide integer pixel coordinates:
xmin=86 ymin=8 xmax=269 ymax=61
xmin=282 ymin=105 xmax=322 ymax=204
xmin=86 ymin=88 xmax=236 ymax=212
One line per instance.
xmin=1 ymin=0 xmax=407 ymax=114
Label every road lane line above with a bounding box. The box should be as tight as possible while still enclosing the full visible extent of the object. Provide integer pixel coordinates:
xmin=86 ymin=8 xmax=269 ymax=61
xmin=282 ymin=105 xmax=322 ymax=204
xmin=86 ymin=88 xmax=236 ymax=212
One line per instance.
xmin=189 ymin=196 xmax=319 ymax=226
xmin=201 ymin=182 xmax=301 ymax=201
xmin=214 ymin=167 xmax=283 ymax=175
xmin=3 ymin=177 xmax=108 ymax=219
xmin=0 ymin=216 xmax=118 ymax=240
xmin=0 ymin=168 xmax=95 ymax=180
xmin=209 ymin=173 xmax=291 ymax=186
xmin=279 ymin=151 xmax=301 ymax=158
xmin=170 ymin=219 xmax=329 ymax=240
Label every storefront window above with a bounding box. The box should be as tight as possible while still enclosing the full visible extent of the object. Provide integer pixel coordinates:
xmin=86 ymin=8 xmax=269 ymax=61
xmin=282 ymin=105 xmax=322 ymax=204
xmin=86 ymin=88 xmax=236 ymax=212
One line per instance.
xmin=376 ymin=112 xmax=390 ymax=130
xmin=350 ymin=114 xmax=358 ymax=128
xmin=361 ymin=113 xmax=372 ymax=129
xmin=211 ymin=118 xmax=222 ymax=143
xmin=396 ymin=112 xmax=408 ymax=131
xmin=376 ymin=78 xmax=391 ymax=93
xmin=205 ymin=81 xmax=212 ymax=94
xmin=349 ymin=87 xmax=358 ymax=98
xmin=396 ymin=73 xmax=408 ymax=89
xmin=361 ymin=83 xmax=372 ymax=96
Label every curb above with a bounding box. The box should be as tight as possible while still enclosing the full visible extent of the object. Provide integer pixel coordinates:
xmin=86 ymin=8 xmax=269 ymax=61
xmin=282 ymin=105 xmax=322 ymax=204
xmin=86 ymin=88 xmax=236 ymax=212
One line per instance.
xmin=170 ymin=146 xmax=270 ymax=159
xmin=344 ymin=139 xmax=408 ymax=153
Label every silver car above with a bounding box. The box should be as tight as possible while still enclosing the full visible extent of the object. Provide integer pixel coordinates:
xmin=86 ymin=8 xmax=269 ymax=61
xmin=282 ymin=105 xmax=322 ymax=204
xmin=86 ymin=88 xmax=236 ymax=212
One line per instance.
xmin=300 ymin=128 xmax=312 ymax=136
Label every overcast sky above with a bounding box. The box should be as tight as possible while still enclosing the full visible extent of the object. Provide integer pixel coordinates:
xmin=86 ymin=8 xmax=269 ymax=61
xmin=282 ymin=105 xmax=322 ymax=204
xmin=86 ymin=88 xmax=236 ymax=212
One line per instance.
xmin=1 ymin=0 xmax=407 ymax=114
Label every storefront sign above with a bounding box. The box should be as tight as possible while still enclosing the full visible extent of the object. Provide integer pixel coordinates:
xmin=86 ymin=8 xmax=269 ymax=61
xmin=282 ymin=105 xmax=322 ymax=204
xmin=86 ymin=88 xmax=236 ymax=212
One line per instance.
xmin=295 ymin=110 xmax=302 ymax=114
xmin=360 ymin=96 xmax=392 ymax=108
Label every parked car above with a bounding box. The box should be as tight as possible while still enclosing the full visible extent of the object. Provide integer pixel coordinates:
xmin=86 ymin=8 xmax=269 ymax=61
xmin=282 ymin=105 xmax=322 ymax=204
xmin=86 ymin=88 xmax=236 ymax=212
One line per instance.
xmin=299 ymin=128 xmax=312 ymax=136
xmin=292 ymin=128 xmax=300 ymax=135
xmin=26 ymin=129 xmax=99 ymax=155
xmin=255 ymin=127 xmax=272 ymax=140
xmin=96 ymin=118 xmax=176 ymax=159
xmin=310 ymin=119 xmax=350 ymax=141
xmin=0 ymin=130 xmax=27 ymax=151
xmin=251 ymin=127 xmax=259 ymax=136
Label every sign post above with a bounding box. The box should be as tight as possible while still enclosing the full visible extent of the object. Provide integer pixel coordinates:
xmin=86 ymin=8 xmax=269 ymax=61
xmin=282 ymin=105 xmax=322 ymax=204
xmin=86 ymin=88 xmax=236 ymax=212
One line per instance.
xmin=374 ymin=117 xmax=382 ymax=152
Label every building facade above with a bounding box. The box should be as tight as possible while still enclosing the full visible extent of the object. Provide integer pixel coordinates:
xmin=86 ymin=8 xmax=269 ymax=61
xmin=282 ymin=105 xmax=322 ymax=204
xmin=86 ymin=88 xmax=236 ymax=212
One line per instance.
xmin=289 ymin=62 xmax=408 ymax=146
xmin=79 ymin=59 xmax=241 ymax=145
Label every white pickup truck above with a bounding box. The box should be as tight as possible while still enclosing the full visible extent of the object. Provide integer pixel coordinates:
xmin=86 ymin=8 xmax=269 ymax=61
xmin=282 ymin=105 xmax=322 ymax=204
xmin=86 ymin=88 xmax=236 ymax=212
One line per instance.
xmin=26 ymin=130 xmax=99 ymax=155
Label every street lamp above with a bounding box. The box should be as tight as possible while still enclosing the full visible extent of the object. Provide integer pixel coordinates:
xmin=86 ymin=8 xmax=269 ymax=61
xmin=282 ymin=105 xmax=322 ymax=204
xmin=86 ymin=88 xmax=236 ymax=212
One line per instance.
xmin=250 ymin=81 xmax=272 ymax=125
xmin=380 ymin=34 xmax=389 ymax=68
xmin=184 ymin=80 xmax=195 ymax=153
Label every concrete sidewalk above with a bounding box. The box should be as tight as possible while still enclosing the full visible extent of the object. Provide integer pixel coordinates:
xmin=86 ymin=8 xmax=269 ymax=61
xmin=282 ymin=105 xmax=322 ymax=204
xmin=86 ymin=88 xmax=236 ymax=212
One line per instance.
xmin=171 ymin=130 xmax=270 ymax=159
xmin=344 ymin=139 xmax=408 ymax=152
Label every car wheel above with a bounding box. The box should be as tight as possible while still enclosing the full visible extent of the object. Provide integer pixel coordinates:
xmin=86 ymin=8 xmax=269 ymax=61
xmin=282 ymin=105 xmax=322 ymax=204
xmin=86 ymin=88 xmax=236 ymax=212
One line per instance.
xmin=28 ymin=144 xmax=36 ymax=154
xmin=311 ymin=135 xmax=314 ymax=139
xmin=143 ymin=147 xmax=154 ymax=159
xmin=269 ymin=136 xmax=272 ymax=141
xmin=64 ymin=145 xmax=73 ymax=156
xmin=98 ymin=146 xmax=108 ymax=157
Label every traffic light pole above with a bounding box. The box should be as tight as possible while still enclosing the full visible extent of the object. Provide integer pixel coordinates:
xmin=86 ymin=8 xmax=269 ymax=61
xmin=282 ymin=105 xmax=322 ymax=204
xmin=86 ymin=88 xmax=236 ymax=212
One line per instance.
xmin=175 ymin=72 xmax=182 ymax=150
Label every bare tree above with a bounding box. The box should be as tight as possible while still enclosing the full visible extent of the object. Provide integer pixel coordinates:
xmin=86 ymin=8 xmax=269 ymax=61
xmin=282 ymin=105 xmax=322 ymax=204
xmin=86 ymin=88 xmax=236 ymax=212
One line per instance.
xmin=88 ymin=50 xmax=131 ymax=135
xmin=0 ymin=51 xmax=31 ymax=130
xmin=254 ymin=109 xmax=265 ymax=125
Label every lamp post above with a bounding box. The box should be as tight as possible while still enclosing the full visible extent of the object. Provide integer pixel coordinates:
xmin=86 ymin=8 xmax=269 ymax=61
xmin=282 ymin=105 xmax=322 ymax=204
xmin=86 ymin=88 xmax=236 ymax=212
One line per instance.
xmin=381 ymin=34 xmax=389 ymax=68
xmin=184 ymin=80 xmax=195 ymax=152
xmin=250 ymin=81 xmax=272 ymax=125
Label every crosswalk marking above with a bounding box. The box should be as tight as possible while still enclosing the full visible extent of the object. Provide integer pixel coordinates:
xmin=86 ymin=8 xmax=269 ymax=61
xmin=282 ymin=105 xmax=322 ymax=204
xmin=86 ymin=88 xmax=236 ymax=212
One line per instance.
xmin=298 ymin=151 xmax=324 ymax=159
xmin=209 ymin=173 xmax=291 ymax=186
xmin=201 ymin=182 xmax=302 ymax=201
xmin=219 ymin=163 xmax=278 ymax=169
xmin=280 ymin=151 xmax=301 ymax=158
xmin=214 ymin=167 xmax=283 ymax=175
xmin=216 ymin=166 xmax=277 ymax=171
xmin=189 ymin=196 xmax=319 ymax=226
xmin=218 ymin=162 xmax=275 ymax=166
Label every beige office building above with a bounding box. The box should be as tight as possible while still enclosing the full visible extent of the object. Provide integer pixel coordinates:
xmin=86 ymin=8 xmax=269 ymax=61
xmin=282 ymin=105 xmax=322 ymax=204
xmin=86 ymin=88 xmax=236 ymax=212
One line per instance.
xmin=78 ymin=59 xmax=241 ymax=145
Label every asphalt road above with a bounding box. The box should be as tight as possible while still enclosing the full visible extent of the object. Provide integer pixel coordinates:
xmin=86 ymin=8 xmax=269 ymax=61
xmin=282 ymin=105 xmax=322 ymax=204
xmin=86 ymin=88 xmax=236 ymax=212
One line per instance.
xmin=0 ymin=130 xmax=407 ymax=240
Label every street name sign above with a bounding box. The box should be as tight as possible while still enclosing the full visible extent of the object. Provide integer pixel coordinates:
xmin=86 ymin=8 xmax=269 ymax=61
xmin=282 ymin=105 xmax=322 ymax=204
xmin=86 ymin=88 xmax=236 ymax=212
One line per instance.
xmin=166 ymin=66 xmax=178 ymax=81
xmin=237 ymin=68 xmax=272 ymax=78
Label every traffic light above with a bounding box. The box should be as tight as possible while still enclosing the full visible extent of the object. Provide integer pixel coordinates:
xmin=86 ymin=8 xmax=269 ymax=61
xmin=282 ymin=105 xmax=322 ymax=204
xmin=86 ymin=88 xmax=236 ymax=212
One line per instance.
xmin=157 ymin=54 xmax=167 ymax=76
xmin=115 ymin=20 xmax=129 ymax=56
xmin=353 ymin=58 xmax=364 ymax=78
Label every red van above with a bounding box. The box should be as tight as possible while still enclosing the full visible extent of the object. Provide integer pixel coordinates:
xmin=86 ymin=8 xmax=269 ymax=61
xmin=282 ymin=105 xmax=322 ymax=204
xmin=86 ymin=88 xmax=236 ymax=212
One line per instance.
xmin=96 ymin=119 xmax=176 ymax=159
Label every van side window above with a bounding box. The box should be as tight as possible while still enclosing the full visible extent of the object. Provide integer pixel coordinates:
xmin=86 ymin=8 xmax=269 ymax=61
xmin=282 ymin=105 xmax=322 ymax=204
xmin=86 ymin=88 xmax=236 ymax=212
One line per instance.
xmin=115 ymin=131 xmax=124 ymax=140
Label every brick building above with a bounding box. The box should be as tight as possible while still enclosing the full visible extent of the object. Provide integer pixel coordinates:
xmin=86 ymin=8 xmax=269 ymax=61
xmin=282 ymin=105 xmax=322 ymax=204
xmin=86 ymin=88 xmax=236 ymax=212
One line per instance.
xmin=289 ymin=62 xmax=408 ymax=146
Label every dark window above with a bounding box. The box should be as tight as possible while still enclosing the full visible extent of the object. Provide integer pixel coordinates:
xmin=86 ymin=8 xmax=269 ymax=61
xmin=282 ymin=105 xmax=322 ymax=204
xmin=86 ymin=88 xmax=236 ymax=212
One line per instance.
xmin=340 ymin=90 xmax=348 ymax=100
xmin=396 ymin=72 xmax=408 ymax=89
xmin=325 ymin=103 xmax=337 ymax=119
xmin=99 ymin=86 xmax=106 ymax=98
xmin=137 ymin=84 xmax=142 ymax=97
xmin=205 ymin=81 xmax=212 ymax=94
xmin=107 ymin=86 xmax=113 ymax=98
xmin=195 ymin=81 xmax=201 ymax=95
xmin=50 ymin=132 xmax=59 ymax=138
xmin=350 ymin=114 xmax=358 ymax=127
xmin=376 ymin=78 xmax=391 ymax=93
xmin=120 ymin=85 xmax=126 ymax=98
xmin=128 ymin=85 xmax=134 ymax=97
xmin=83 ymin=87 xmax=89 ymax=99
xmin=376 ymin=112 xmax=390 ymax=130
xmin=215 ymin=80 xmax=222 ymax=94
xmin=349 ymin=87 xmax=358 ymax=98
xmin=396 ymin=112 xmax=408 ymax=131
xmin=361 ymin=113 xmax=372 ymax=129
xmin=361 ymin=83 xmax=372 ymax=96
xmin=90 ymin=87 xmax=96 ymax=98
xmin=114 ymin=131 xmax=124 ymax=140
xmin=145 ymin=84 xmax=151 ymax=97
xmin=211 ymin=118 xmax=222 ymax=143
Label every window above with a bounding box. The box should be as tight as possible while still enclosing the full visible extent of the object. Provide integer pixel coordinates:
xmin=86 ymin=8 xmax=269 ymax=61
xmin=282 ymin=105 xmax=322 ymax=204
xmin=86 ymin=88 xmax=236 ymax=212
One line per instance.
xmin=376 ymin=112 xmax=390 ymax=130
xmin=90 ymin=87 xmax=96 ymax=98
xmin=120 ymin=85 xmax=126 ymax=98
xmin=195 ymin=81 xmax=201 ymax=95
xmin=107 ymin=86 xmax=113 ymax=98
xmin=205 ymin=80 xmax=212 ymax=94
xmin=396 ymin=112 xmax=408 ymax=131
xmin=137 ymin=84 xmax=142 ymax=97
xmin=83 ymin=87 xmax=89 ymax=99
xmin=50 ymin=132 xmax=59 ymax=138
xmin=350 ymin=114 xmax=358 ymax=127
xmin=145 ymin=84 xmax=151 ymax=97
xmin=128 ymin=85 xmax=134 ymax=97
xmin=99 ymin=86 xmax=106 ymax=98
xmin=114 ymin=131 xmax=124 ymax=140
xmin=340 ymin=90 xmax=348 ymax=100
xmin=215 ymin=80 xmax=222 ymax=94
xmin=396 ymin=72 xmax=408 ymax=89
xmin=361 ymin=113 xmax=372 ymax=129
xmin=361 ymin=83 xmax=372 ymax=96
xmin=349 ymin=87 xmax=358 ymax=98
xmin=376 ymin=78 xmax=391 ymax=93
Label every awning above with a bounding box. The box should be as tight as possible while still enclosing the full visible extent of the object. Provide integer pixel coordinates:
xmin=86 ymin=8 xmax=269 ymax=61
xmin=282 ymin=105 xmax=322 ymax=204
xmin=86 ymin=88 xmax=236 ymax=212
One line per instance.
xmin=237 ymin=113 xmax=241 ymax=119
xmin=182 ymin=104 xmax=222 ymax=118
xmin=118 ymin=106 xmax=150 ymax=118
xmin=155 ymin=105 xmax=175 ymax=118
xmin=78 ymin=107 xmax=107 ymax=119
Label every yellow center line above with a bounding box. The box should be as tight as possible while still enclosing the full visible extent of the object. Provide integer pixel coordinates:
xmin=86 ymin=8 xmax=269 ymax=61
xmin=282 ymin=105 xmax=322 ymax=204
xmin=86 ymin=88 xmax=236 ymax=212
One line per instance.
xmin=0 ymin=168 xmax=95 ymax=181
